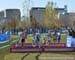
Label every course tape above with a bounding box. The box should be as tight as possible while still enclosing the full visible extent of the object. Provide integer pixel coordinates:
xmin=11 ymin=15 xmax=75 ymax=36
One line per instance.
xmin=0 ymin=40 xmax=19 ymax=49
xmin=0 ymin=40 xmax=9 ymax=43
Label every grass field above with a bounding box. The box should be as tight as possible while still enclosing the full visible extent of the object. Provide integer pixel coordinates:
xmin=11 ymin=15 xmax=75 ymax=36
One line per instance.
xmin=0 ymin=34 xmax=75 ymax=60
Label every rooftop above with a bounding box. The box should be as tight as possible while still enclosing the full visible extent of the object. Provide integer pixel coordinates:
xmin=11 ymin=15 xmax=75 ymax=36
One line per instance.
xmin=31 ymin=7 xmax=65 ymax=10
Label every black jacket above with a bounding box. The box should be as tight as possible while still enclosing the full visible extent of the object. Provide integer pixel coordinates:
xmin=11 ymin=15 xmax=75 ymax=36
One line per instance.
xmin=68 ymin=28 xmax=75 ymax=38
xmin=71 ymin=29 xmax=75 ymax=38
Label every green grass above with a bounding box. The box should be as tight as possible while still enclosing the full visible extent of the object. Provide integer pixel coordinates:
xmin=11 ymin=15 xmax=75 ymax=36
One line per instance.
xmin=0 ymin=34 xmax=75 ymax=60
xmin=4 ymin=53 xmax=41 ymax=60
xmin=0 ymin=35 xmax=20 ymax=60
xmin=0 ymin=41 xmax=10 ymax=47
xmin=4 ymin=53 xmax=25 ymax=60
xmin=4 ymin=52 xmax=75 ymax=60
xmin=39 ymin=52 xmax=75 ymax=60
xmin=61 ymin=34 xmax=66 ymax=39
xmin=26 ymin=34 xmax=66 ymax=43
xmin=0 ymin=35 xmax=19 ymax=47
xmin=0 ymin=47 xmax=9 ymax=60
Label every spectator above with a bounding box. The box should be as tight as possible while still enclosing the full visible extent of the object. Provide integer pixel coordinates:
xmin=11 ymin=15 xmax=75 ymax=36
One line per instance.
xmin=56 ymin=32 xmax=61 ymax=43
xmin=47 ymin=31 xmax=51 ymax=44
xmin=32 ymin=33 xmax=36 ymax=47
xmin=43 ymin=37 xmax=47 ymax=45
xmin=35 ymin=30 xmax=41 ymax=48
xmin=52 ymin=32 xmax=56 ymax=43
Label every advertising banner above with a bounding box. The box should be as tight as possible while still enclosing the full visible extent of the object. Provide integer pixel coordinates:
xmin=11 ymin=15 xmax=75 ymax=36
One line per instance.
xmin=71 ymin=38 xmax=75 ymax=47
xmin=66 ymin=36 xmax=72 ymax=47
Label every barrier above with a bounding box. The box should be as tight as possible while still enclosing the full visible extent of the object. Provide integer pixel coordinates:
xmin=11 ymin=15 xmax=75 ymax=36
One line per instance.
xmin=10 ymin=43 xmax=75 ymax=52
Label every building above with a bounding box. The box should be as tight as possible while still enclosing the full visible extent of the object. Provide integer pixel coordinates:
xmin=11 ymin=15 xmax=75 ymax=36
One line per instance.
xmin=5 ymin=9 xmax=21 ymax=21
xmin=0 ymin=9 xmax=21 ymax=31
xmin=30 ymin=5 xmax=67 ymax=23
xmin=0 ymin=11 xmax=4 ymax=19
xmin=0 ymin=9 xmax=21 ymax=26
xmin=60 ymin=13 xmax=75 ymax=28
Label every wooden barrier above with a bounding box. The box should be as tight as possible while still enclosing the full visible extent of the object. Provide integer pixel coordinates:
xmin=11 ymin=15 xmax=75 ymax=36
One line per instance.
xmin=10 ymin=43 xmax=75 ymax=53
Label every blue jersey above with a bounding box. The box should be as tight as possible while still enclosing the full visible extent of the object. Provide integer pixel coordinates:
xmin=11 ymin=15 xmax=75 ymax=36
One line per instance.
xmin=35 ymin=33 xmax=40 ymax=43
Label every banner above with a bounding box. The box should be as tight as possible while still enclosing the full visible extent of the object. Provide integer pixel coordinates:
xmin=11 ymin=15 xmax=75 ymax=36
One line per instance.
xmin=0 ymin=34 xmax=10 ymax=42
xmin=71 ymin=38 xmax=75 ymax=47
xmin=66 ymin=36 xmax=72 ymax=47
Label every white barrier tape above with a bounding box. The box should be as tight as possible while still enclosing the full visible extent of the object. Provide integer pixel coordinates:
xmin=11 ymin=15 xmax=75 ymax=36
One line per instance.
xmin=0 ymin=40 xmax=9 ymax=43
xmin=0 ymin=45 xmax=10 ymax=49
xmin=0 ymin=39 xmax=19 ymax=49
